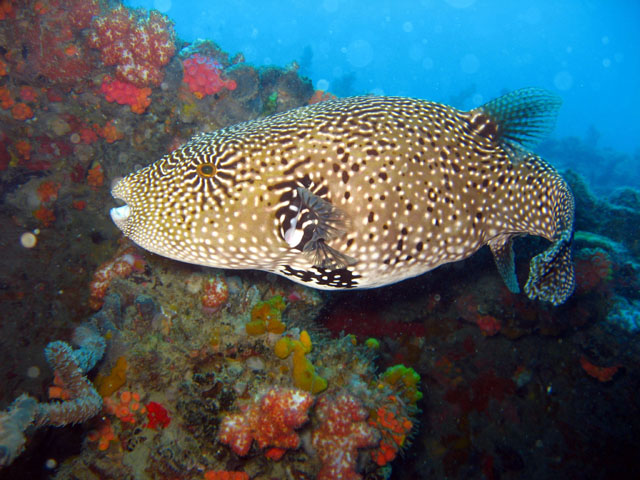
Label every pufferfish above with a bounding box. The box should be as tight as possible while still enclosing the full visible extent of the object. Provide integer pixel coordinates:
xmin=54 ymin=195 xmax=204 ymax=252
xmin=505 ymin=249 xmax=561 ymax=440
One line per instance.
xmin=110 ymin=88 xmax=575 ymax=305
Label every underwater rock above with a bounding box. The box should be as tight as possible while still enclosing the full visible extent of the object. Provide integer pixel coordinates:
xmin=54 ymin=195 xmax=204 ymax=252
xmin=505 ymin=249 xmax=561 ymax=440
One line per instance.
xmin=565 ymin=170 xmax=640 ymax=257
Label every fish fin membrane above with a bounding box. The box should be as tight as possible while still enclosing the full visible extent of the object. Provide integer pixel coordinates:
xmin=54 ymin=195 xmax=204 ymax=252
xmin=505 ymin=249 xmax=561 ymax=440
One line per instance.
xmin=489 ymin=234 xmax=520 ymax=294
xmin=524 ymin=230 xmax=575 ymax=306
xmin=303 ymin=239 xmax=357 ymax=269
xmin=296 ymin=187 xmax=356 ymax=269
xmin=478 ymin=88 xmax=562 ymax=156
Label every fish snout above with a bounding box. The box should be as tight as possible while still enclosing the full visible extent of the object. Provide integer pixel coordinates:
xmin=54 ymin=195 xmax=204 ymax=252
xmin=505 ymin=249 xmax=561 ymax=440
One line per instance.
xmin=110 ymin=177 xmax=131 ymax=232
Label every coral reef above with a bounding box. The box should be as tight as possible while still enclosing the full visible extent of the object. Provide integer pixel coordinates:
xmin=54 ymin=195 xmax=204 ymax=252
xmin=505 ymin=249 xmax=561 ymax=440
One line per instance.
xmin=0 ymin=1 xmax=639 ymax=479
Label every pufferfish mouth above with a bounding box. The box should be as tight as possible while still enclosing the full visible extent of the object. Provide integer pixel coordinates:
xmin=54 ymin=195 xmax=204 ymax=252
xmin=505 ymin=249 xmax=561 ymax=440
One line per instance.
xmin=110 ymin=178 xmax=131 ymax=231
xmin=110 ymin=204 xmax=131 ymax=229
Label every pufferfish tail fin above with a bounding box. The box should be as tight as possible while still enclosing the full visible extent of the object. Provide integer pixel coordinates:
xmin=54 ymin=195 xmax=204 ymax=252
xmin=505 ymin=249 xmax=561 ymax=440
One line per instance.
xmin=524 ymin=178 xmax=576 ymax=306
xmin=474 ymin=88 xmax=562 ymax=161
xmin=524 ymin=228 xmax=575 ymax=306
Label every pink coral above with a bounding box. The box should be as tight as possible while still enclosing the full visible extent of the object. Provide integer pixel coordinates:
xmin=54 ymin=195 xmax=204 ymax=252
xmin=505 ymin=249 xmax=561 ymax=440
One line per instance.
xmin=182 ymin=54 xmax=236 ymax=99
xmin=89 ymin=6 xmax=175 ymax=87
xmin=89 ymin=245 xmax=144 ymax=310
xmin=201 ymin=275 xmax=229 ymax=311
xmin=312 ymin=393 xmax=380 ymax=480
xmin=218 ymin=387 xmax=312 ymax=460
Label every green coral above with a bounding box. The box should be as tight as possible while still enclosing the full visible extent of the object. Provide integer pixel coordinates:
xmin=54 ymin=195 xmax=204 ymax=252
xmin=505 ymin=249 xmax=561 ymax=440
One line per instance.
xmin=379 ymin=364 xmax=423 ymax=404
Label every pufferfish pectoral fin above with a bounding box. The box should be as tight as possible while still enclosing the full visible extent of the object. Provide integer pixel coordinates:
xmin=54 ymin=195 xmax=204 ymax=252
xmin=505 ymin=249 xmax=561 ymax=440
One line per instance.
xmin=489 ymin=234 xmax=520 ymax=294
xmin=524 ymin=229 xmax=575 ymax=306
xmin=303 ymin=239 xmax=357 ymax=270
xmin=281 ymin=187 xmax=357 ymax=270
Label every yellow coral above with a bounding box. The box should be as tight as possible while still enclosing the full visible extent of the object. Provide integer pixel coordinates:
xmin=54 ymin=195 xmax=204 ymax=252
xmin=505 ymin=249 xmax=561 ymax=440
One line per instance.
xmin=246 ymin=295 xmax=287 ymax=335
xmin=274 ymin=331 xmax=326 ymax=394
xmin=299 ymin=330 xmax=312 ymax=351
xmin=95 ymin=356 xmax=127 ymax=397
xmin=274 ymin=336 xmax=295 ymax=359
xmin=378 ymin=364 xmax=422 ymax=404
xmin=292 ymin=345 xmax=327 ymax=394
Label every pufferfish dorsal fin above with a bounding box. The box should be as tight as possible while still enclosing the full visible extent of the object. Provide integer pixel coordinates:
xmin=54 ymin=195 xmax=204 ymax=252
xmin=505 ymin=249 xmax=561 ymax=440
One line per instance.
xmin=470 ymin=88 xmax=562 ymax=162
xmin=280 ymin=187 xmax=356 ymax=270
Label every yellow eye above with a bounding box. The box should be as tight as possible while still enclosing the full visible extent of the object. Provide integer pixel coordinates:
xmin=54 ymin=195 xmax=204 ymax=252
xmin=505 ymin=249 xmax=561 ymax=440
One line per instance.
xmin=197 ymin=163 xmax=216 ymax=177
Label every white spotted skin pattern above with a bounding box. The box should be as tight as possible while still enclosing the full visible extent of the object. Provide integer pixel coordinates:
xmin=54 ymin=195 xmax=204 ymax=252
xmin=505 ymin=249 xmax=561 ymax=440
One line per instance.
xmin=111 ymin=96 xmax=572 ymax=291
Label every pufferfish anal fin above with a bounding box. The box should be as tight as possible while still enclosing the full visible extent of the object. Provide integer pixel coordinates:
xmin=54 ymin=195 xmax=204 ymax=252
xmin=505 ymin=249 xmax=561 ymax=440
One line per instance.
xmin=488 ymin=234 xmax=520 ymax=294
xmin=281 ymin=187 xmax=357 ymax=270
xmin=524 ymin=229 xmax=575 ymax=306
xmin=471 ymin=88 xmax=562 ymax=163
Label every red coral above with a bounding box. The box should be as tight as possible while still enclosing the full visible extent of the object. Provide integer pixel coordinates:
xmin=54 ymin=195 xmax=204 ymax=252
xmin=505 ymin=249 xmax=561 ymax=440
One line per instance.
xmin=0 ymin=136 xmax=10 ymax=171
xmin=579 ymin=355 xmax=620 ymax=382
xmin=322 ymin=303 xmax=426 ymax=340
xmin=445 ymin=370 xmax=516 ymax=414
xmin=100 ymin=76 xmax=151 ymax=114
xmin=218 ymin=387 xmax=312 ymax=460
xmin=19 ymin=86 xmax=38 ymax=102
xmin=89 ymin=6 xmax=175 ymax=87
xmin=25 ymin=0 xmax=99 ymax=84
xmin=78 ymin=127 xmax=98 ymax=144
xmin=204 ymin=472 xmax=249 ymax=480
xmin=145 ymin=401 xmax=170 ymax=429
xmin=474 ymin=315 xmax=501 ymax=336
xmin=182 ymin=54 xmax=236 ymax=99
xmin=312 ymin=393 xmax=380 ymax=480
xmin=34 ymin=205 xmax=55 ymax=227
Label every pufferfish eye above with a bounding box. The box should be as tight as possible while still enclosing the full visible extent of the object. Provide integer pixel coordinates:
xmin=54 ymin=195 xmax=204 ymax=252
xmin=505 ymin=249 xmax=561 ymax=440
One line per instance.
xmin=197 ymin=163 xmax=216 ymax=177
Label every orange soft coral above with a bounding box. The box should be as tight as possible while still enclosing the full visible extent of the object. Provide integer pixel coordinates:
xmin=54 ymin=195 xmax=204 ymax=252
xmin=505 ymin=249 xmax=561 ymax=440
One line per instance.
xmin=11 ymin=103 xmax=34 ymax=120
xmin=0 ymin=85 xmax=14 ymax=109
xmin=96 ymin=121 xmax=124 ymax=143
xmin=87 ymin=417 xmax=117 ymax=451
xmin=86 ymin=163 xmax=104 ymax=188
xmin=33 ymin=205 xmax=55 ymax=227
xmin=36 ymin=180 xmax=60 ymax=203
xmin=15 ymin=140 xmax=31 ymax=161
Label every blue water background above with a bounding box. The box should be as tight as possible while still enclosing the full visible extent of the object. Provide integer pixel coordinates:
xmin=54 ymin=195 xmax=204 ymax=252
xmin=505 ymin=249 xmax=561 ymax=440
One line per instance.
xmin=125 ymin=0 xmax=639 ymax=174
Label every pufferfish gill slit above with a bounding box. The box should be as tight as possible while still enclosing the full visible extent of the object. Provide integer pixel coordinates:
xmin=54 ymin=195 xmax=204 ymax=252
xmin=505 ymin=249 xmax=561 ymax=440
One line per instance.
xmin=110 ymin=88 xmax=575 ymax=306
